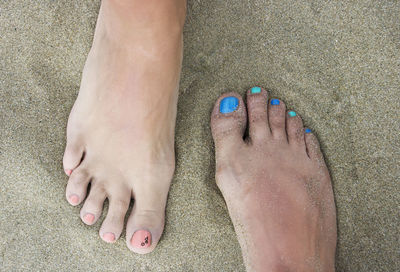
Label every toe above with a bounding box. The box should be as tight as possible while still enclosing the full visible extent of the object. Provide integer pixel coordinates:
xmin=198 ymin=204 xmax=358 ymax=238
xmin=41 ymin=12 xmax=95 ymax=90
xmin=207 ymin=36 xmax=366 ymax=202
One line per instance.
xmin=65 ymin=167 xmax=90 ymax=206
xmin=211 ymin=92 xmax=246 ymax=154
xmin=268 ymin=98 xmax=287 ymax=141
xmin=304 ymin=129 xmax=325 ymax=163
xmin=126 ymin=209 xmax=164 ymax=254
xmin=246 ymin=87 xmax=270 ymax=142
xmin=99 ymin=193 xmax=130 ymax=243
xmin=286 ymin=110 xmax=306 ymax=150
xmin=63 ymin=138 xmax=84 ymax=176
xmin=126 ymin=186 xmax=168 ymax=254
xmin=80 ymin=182 xmax=107 ymax=225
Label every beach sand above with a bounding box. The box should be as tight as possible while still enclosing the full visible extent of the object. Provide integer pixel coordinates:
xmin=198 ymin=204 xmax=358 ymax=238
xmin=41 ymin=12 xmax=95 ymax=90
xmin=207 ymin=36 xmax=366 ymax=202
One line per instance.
xmin=1 ymin=0 xmax=399 ymax=271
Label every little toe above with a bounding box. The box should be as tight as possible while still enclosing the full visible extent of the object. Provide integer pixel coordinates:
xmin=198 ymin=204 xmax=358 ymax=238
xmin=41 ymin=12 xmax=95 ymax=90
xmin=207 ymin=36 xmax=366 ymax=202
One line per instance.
xmin=268 ymin=98 xmax=287 ymax=141
xmin=80 ymin=183 xmax=107 ymax=225
xmin=63 ymin=138 xmax=84 ymax=176
xmin=246 ymin=87 xmax=270 ymax=142
xmin=286 ymin=110 xmax=306 ymax=150
xmin=211 ymin=92 xmax=247 ymax=155
xmin=304 ymin=129 xmax=325 ymax=163
xmin=99 ymin=194 xmax=130 ymax=243
xmin=65 ymin=167 xmax=90 ymax=206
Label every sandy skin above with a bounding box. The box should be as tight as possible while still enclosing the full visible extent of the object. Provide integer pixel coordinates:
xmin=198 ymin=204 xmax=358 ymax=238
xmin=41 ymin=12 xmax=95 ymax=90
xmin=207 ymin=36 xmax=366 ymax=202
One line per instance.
xmin=211 ymin=87 xmax=337 ymax=271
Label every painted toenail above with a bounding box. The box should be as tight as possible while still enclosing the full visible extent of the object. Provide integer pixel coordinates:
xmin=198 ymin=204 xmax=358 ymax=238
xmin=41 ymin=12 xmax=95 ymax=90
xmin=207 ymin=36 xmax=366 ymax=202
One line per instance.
xmin=305 ymin=128 xmax=312 ymax=133
xmin=288 ymin=111 xmax=297 ymax=117
xmin=131 ymin=230 xmax=152 ymax=248
xmin=250 ymin=86 xmax=261 ymax=94
xmin=83 ymin=213 xmax=95 ymax=224
xmin=220 ymin=97 xmax=239 ymax=114
xmin=69 ymin=194 xmax=79 ymax=204
xmin=65 ymin=169 xmax=72 ymax=176
xmin=271 ymin=99 xmax=280 ymax=105
xmin=103 ymin=232 xmax=116 ymax=243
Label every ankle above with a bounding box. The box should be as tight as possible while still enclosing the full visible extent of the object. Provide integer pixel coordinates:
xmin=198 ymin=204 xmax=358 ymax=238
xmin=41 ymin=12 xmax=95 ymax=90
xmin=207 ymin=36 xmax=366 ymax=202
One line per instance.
xmin=93 ymin=0 xmax=185 ymax=52
xmin=268 ymin=258 xmax=335 ymax=272
xmin=100 ymin=0 xmax=186 ymax=34
xmin=246 ymin=246 xmax=334 ymax=272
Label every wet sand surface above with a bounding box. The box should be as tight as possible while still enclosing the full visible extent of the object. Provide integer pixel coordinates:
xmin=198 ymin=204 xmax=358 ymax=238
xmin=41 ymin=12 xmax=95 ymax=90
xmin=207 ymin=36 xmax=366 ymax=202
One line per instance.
xmin=1 ymin=0 xmax=399 ymax=271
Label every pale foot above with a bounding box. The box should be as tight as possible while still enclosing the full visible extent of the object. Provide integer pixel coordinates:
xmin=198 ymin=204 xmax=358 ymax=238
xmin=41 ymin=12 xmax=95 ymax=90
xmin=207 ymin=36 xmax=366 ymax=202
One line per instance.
xmin=211 ymin=87 xmax=337 ymax=271
xmin=63 ymin=0 xmax=185 ymax=253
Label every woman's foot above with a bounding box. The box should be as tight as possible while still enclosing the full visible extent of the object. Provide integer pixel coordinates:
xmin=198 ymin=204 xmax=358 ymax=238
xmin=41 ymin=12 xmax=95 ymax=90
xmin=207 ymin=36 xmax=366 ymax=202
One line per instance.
xmin=63 ymin=0 xmax=185 ymax=253
xmin=211 ymin=87 xmax=337 ymax=271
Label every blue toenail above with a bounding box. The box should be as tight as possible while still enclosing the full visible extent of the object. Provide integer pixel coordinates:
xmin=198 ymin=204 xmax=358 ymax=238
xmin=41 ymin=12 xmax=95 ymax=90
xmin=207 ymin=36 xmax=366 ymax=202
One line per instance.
xmin=251 ymin=87 xmax=261 ymax=94
xmin=271 ymin=99 xmax=280 ymax=105
xmin=305 ymin=128 xmax=312 ymax=133
xmin=220 ymin=97 xmax=239 ymax=114
xmin=288 ymin=111 xmax=297 ymax=117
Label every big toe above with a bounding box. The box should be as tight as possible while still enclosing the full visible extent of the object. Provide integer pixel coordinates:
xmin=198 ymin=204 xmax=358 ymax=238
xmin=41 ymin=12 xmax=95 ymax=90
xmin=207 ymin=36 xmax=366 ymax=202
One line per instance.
xmin=126 ymin=187 xmax=168 ymax=254
xmin=211 ymin=92 xmax=247 ymax=156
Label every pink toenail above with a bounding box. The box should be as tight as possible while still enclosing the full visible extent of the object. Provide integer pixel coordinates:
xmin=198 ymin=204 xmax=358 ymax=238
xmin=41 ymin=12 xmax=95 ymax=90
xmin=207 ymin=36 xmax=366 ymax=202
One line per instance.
xmin=83 ymin=213 xmax=95 ymax=224
xmin=131 ymin=230 xmax=152 ymax=248
xmin=103 ymin=232 xmax=116 ymax=243
xmin=65 ymin=169 xmax=72 ymax=176
xmin=69 ymin=194 xmax=79 ymax=204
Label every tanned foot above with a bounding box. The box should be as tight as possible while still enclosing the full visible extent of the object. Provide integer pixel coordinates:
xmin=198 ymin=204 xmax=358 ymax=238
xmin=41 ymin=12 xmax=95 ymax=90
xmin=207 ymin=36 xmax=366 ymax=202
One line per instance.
xmin=211 ymin=87 xmax=337 ymax=271
xmin=63 ymin=0 xmax=186 ymax=253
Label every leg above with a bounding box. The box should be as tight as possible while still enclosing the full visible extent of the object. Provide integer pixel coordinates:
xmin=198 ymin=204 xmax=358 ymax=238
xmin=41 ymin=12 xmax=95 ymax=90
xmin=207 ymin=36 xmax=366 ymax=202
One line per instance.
xmin=63 ymin=0 xmax=186 ymax=253
xmin=211 ymin=87 xmax=337 ymax=271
